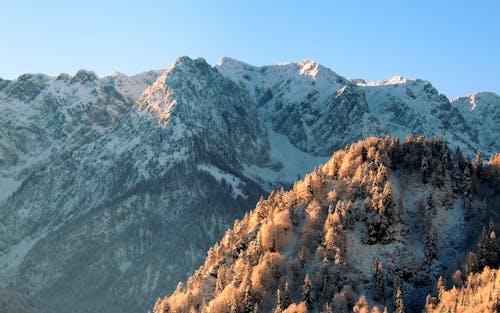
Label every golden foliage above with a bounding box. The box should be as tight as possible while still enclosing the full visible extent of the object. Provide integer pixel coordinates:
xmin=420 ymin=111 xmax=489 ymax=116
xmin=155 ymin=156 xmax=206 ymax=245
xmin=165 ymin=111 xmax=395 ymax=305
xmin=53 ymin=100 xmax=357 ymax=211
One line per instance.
xmin=251 ymin=252 xmax=285 ymax=296
xmin=282 ymin=302 xmax=307 ymax=313
xmin=427 ymin=267 xmax=500 ymax=313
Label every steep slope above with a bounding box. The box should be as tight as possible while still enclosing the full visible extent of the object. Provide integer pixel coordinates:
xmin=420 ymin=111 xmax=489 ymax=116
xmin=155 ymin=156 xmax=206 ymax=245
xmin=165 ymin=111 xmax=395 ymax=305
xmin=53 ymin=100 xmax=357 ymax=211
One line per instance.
xmin=153 ymin=137 xmax=500 ymax=313
xmin=451 ymin=92 xmax=500 ymax=155
xmin=0 ymin=58 xmax=271 ymax=313
xmin=1 ymin=56 xmax=499 ymax=313
xmin=216 ymin=58 xmax=500 ymax=158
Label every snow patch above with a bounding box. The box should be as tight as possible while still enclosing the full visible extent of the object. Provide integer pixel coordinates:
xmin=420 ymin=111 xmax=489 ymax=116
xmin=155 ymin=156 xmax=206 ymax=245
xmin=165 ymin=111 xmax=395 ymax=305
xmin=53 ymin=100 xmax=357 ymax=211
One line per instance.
xmin=0 ymin=230 xmax=49 ymax=284
xmin=0 ymin=177 xmax=21 ymax=202
xmin=244 ymin=124 xmax=328 ymax=190
xmin=197 ymin=164 xmax=246 ymax=198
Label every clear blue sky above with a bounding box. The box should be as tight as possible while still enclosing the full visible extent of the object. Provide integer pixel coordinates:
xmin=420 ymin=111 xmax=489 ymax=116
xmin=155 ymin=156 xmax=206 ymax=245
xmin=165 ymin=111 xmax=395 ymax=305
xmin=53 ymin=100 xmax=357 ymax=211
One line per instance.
xmin=1 ymin=1 xmax=499 ymax=98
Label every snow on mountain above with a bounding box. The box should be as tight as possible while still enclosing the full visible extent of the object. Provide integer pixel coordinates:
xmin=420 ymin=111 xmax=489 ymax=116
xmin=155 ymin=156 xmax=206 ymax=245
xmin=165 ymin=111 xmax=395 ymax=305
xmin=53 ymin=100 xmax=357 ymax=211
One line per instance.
xmin=0 ymin=56 xmax=498 ymax=313
xmin=451 ymin=92 xmax=500 ymax=155
xmin=152 ymin=136 xmax=500 ymax=313
xmin=216 ymin=57 xmax=499 ymax=158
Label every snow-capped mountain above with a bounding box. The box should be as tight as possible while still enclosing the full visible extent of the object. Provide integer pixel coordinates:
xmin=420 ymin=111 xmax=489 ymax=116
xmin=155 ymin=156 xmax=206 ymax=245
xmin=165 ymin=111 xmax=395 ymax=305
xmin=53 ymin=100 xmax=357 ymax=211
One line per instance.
xmin=0 ymin=57 xmax=498 ymax=312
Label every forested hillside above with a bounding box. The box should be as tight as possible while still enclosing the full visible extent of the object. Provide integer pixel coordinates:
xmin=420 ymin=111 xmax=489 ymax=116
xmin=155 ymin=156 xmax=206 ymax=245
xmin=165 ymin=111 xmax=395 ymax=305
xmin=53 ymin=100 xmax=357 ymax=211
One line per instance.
xmin=153 ymin=136 xmax=500 ymax=313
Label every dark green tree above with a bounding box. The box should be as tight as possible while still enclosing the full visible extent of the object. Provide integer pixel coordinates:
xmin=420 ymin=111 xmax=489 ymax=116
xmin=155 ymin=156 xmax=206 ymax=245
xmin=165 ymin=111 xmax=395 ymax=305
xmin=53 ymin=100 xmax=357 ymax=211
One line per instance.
xmin=372 ymin=257 xmax=385 ymax=302
xmin=282 ymin=282 xmax=291 ymax=309
xmin=393 ymin=282 xmax=405 ymax=313
xmin=302 ymin=274 xmax=313 ymax=312
xmin=424 ymin=227 xmax=438 ymax=261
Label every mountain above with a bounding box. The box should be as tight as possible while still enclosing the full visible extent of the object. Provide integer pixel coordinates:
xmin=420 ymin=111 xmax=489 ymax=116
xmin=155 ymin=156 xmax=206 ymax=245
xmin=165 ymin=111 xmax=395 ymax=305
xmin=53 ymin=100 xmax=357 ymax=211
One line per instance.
xmin=152 ymin=137 xmax=500 ymax=313
xmin=0 ymin=57 xmax=499 ymax=312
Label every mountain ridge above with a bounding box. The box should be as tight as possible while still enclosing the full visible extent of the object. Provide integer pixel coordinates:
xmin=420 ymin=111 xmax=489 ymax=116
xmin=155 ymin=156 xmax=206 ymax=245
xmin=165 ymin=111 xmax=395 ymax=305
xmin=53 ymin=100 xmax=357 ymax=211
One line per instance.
xmin=0 ymin=56 xmax=499 ymax=313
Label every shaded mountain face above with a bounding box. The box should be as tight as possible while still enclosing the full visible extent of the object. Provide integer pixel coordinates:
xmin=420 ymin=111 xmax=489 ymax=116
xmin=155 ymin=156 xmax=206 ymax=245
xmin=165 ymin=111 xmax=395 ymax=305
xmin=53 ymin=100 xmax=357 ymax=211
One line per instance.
xmin=0 ymin=57 xmax=499 ymax=313
xmin=153 ymin=137 xmax=500 ymax=313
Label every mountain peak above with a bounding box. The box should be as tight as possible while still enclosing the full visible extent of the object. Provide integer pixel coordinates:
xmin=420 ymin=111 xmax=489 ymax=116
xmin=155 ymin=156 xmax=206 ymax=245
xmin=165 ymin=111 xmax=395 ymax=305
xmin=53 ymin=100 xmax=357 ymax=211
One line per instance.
xmin=362 ymin=75 xmax=411 ymax=86
xmin=298 ymin=59 xmax=321 ymax=79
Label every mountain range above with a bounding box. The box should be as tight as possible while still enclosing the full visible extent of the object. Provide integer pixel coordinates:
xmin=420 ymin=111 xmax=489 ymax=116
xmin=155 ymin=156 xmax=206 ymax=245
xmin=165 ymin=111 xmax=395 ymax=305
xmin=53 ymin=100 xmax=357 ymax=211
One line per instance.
xmin=0 ymin=56 xmax=498 ymax=312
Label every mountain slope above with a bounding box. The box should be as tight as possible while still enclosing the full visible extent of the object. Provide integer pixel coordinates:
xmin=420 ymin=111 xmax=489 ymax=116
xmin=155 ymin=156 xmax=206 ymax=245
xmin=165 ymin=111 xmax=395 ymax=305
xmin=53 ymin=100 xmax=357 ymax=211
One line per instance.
xmin=216 ymin=58 xmax=499 ymax=158
xmin=0 ymin=58 xmax=273 ymax=313
xmin=0 ymin=57 xmax=499 ymax=313
xmin=153 ymin=136 xmax=500 ymax=313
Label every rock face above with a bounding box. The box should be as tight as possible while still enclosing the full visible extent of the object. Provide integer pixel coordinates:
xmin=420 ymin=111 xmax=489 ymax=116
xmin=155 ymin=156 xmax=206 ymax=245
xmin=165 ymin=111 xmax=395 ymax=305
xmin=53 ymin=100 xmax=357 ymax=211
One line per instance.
xmin=153 ymin=137 xmax=500 ymax=313
xmin=0 ymin=57 xmax=499 ymax=313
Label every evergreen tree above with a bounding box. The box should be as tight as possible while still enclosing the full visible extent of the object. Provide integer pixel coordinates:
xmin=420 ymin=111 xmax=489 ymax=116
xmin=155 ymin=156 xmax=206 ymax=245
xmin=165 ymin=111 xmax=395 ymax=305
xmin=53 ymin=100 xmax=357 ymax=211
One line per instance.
xmin=393 ymin=282 xmax=405 ymax=313
xmin=282 ymin=282 xmax=291 ymax=309
xmin=452 ymin=164 xmax=463 ymax=194
xmin=478 ymin=229 xmax=500 ymax=268
xmin=318 ymin=264 xmax=331 ymax=304
xmin=302 ymin=274 xmax=313 ymax=312
xmin=372 ymin=257 xmax=385 ymax=302
xmin=242 ymin=283 xmax=254 ymax=313
xmin=441 ymin=148 xmax=451 ymax=170
xmin=474 ymin=151 xmax=483 ymax=179
xmin=215 ymin=266 xmax=225 ymax=295
xmin=456 ymin=147 xmax=466 ymax=170
xmin=463 ymin=166 xmax=473 ymax=220
xmin=230 ymin=297 xmax=238 ymax=313
xmin=435 ymin=276 xmax=446 ymax=300
xmin=421 ymin=156 xmax=430 ymax=184
xmin=432 ymin=160 xmax=446 ymax=188
xmin=464 ymin=252 xmax=479 ymax=275
xmin=361 ymin=145 xmax=368 ymax=162
xmin=424 ymin=227 xmax=438 ymax=261
xmin=162 ymin=301 xmax=171 ymax=313
xmin=380 ymin=181 xmax=395 ymax=217
xmin=321 ymin=303 xmax=333 ymax=313
xmin=253 ymin=303 xmax=259 ymax=313
xmin=274 ymin=289 xmax=283 ymax=313
xmin=374 ymin=163 xmax=388 ymax=192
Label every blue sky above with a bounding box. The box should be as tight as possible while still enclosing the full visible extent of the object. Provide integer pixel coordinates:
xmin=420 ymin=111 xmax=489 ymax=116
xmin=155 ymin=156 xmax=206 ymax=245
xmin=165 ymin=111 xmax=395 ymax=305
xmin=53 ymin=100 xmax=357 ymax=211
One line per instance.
xmin=1 ymin=1 xmax=499 ymax=97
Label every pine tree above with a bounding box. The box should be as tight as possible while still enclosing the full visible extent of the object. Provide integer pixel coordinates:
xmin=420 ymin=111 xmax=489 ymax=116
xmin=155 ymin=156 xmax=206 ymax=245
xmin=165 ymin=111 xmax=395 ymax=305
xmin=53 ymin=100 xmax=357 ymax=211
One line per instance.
xmin=302 ymin=274 xmax=313 ymax=312
xmin=274 ymin=289 xmax=283 ymax=313
xmin=242 ymin=283 xmax=254 ymax=313
xmin=162 ymin=301 xmax=171 ymax=313
xmin=432 ymin=160 xmax=445 ymax=188
xmin=474 ymin=151 xmax=483 ymax=179
xmin=361 ymin=145 xmax=368 ymax=162
xmin=435 ymin=276 xmax=446 ymax=300
xmin=215 ymin=266 xmax=225 ymax=295
xmin=463 ymin=166 xmax=473 ymax=220
xmin=464 ymin=252 xmax=479 ymax=275
xmin=478 ymin=229 xmax=500 ymax=268
xmin=456 ymin=147 xmax=465 ymax=170
xmin=253 ymin=303 xmax=259 ymax=313
xmin=424 ymin=227 xmax=438 ymax=261
xmin=380 ymin=181 xmax=395 ymax=217
xmin=282 ymin=282 xmax=291 ymax=309
xmin=230 ymin=297 xmax=238 ymax=313
xmin=452 ymin=164 xmax=463 ymax=194
xmin=372 ymin=258 xmax=385 ymax=302
xmin=318 ymin=264 xmax=331 ymax=304
xmin=393 ymin=282 xmax=405 ymax=313
xmin=421 ymin=156 xmax=430 ymax=184
xmin=321 ymin=303 xmax=333 ymax=313
xmin=441 ymin=148 xmax=451 ymax=170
